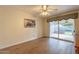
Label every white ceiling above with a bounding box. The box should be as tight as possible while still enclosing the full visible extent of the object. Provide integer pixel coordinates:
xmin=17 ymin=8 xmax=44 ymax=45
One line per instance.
xmin=0 ymin=5 xmax=79 ymax=17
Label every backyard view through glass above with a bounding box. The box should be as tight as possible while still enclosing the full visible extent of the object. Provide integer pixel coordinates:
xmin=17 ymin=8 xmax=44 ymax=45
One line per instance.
xmin=50 ymin=19 xmax=75 ymax=42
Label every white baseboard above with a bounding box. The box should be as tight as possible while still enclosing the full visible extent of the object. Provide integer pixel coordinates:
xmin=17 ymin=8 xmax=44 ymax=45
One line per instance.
xmin=0 ymin=36 xmax=43 ymax=49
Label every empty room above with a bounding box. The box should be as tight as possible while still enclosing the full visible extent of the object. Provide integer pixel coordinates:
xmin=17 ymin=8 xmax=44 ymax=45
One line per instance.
xmin=0 ymin=5 xmax=79 ymax=54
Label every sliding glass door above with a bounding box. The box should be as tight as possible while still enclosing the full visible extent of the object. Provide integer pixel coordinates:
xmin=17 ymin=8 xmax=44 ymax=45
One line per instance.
xmin=49 ymin=19 xmax=75 ymax=42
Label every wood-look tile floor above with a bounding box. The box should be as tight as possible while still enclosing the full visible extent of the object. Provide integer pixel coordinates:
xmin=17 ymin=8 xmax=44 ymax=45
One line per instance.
xmin=0 ymin=38 xmax=75 ymax=54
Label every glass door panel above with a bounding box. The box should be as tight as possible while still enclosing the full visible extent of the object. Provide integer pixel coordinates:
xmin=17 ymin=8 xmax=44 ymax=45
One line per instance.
xmin=50 ymin=21 xmax=58 ymax=38
xmin=59 ymin=19 xmax=75 ymax=41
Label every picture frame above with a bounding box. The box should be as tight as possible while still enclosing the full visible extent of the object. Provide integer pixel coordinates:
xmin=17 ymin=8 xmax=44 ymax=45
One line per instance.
xmin=24 ymin=19 xmax=36 ymax=28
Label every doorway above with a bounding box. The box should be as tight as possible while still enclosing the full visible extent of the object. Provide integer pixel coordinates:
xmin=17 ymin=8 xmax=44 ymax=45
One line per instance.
xmin=49 ymin=19 xmax=75 ymax=42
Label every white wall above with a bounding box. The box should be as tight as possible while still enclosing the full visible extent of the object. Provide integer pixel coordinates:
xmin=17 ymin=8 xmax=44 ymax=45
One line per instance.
xmin=0 ymin=7 xmax=44 ymax=49
xmin=43 ymin=18 xmax=49 ymax=37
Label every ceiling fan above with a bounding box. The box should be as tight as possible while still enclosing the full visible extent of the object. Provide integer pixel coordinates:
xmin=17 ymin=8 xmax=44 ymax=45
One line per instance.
xmin=40 ymin=5 xmax=58 ymax=16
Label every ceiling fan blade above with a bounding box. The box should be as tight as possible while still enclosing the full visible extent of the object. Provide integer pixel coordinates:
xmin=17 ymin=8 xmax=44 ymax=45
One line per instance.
xmin=40 ymin=9 xmax=58 ymax=12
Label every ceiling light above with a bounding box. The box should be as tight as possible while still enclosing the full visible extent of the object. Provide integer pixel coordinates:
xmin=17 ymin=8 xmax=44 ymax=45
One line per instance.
xmin=41 ymin=5 xmax=48 ymax=16
xmin=40 ymin=5 xmax=58 ymax=16
xmin=41 ymin=11 xmax=48 ymax=16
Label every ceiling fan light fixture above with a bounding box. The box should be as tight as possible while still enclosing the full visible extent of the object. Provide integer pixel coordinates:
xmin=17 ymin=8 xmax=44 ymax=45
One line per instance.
xmin=40 ymin=5 xmax=58 ymax=16
xmin=41 ymin=11 xmax=48 ymax=16
xmin=41 ymin=5 xmax=48 ymax=16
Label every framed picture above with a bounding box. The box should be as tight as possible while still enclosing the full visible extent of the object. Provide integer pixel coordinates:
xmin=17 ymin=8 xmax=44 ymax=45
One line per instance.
xmin=24 ymin=19 xmax=36 ymax=28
